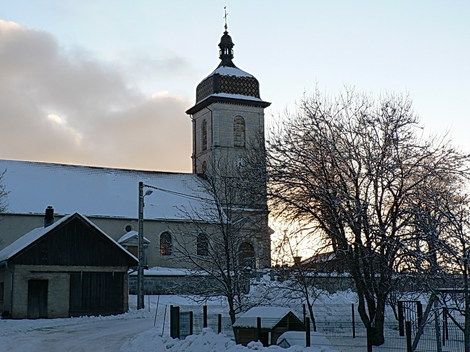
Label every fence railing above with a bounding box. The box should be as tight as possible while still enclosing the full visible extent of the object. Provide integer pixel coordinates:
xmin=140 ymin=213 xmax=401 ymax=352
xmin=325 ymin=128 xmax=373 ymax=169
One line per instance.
xmin=155 ymin=302 xmax=466 ymax=352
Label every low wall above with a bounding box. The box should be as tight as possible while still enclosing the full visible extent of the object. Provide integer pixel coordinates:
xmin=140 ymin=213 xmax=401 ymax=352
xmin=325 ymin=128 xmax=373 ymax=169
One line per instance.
xmin=129 ymin=275 xmax=222 ymax=295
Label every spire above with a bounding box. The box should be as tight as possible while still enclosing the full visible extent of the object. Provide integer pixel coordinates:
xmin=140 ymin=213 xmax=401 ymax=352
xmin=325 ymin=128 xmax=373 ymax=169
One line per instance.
xmin=218 ymin=7 xmax=236 ymax=67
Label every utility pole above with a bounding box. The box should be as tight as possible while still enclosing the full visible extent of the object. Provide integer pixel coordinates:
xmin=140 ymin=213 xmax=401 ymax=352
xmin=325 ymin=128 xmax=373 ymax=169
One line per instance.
xmin=137 ymin=181 xmax=145 ymax=309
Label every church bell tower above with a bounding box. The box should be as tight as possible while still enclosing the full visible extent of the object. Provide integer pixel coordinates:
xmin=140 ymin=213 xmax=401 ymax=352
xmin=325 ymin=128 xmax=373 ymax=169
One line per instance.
xmin=186 ymin=25 xmax=270 ymax=176
xmin=186 ymin=22 xmax=271 ymax=268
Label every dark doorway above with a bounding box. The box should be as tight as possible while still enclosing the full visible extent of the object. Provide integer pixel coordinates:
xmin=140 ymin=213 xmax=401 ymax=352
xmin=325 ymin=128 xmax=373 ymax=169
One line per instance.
xmin=27 ymin=280 xmax=48 ymax=319
xmin=69 ymin=272 xmax=124 ymax=316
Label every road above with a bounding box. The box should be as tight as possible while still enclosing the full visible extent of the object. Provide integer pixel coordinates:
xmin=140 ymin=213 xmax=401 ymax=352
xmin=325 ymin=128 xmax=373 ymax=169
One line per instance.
xmin=0 ymin=313 xmax=155 ymax=352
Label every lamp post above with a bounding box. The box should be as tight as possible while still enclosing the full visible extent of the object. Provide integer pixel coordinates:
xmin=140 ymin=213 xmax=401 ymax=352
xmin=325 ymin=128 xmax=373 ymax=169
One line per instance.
xmin=137 ymin=181 xmax=153 ymax=310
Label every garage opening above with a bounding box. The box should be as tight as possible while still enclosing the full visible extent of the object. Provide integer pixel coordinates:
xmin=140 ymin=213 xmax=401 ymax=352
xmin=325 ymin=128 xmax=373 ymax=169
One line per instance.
xmin=69 ymin=272 xmax=124 ymax=317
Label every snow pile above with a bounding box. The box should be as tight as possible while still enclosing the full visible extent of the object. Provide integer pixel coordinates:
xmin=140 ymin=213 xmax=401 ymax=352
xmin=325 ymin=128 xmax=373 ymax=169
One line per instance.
xmin=121 ymin=328 xmax=341 ymax=352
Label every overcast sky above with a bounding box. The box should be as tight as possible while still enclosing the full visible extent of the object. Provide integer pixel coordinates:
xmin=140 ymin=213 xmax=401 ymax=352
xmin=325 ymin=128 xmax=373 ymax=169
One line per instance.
xmin=1 ymin=1 xmax=469 ymax=172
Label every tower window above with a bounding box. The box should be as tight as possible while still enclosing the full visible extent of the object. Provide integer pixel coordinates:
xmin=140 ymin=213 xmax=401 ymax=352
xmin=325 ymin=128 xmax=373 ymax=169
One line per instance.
xmin=197 ymin=233 xmax=209 ymax=256
xmin=202 ymin=119 xmax=208 ymax=151
xmin=234 ymin=116 xmax=245 ymax=147
xmin=160 ymin=232 xmax=172 ymax=255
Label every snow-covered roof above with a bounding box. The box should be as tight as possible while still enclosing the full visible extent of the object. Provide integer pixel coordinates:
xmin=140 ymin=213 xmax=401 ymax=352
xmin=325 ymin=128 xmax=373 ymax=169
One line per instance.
xmin=192 ymin=92 xmax=268 ymax=108
xmin=0 ymin=212 xmax=138 ymax=263
xmin=233 ymin=306 xmax=298 ymax=329
xmin=0 ymin=159 xmax=216 ymax=222
xmin=206 ymin=66 xmax=254 ymax=79
xmin=118 ymin=231 xmax=150 ymax=244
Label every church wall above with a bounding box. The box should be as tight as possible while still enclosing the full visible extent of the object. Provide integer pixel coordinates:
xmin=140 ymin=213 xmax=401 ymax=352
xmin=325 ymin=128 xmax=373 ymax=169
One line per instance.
xmin=0 ymin=214 xmax=45 ymax=250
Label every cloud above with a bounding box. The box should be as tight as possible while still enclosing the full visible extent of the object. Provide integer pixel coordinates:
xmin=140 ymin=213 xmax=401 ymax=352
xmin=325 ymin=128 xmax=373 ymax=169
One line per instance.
xmin=0 ymin=20 xmax=192 ymax=172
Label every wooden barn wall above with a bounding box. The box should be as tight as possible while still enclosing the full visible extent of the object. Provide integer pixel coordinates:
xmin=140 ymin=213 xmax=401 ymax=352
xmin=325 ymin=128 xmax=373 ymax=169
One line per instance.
xmin=69 ymin=272 xmax=124 ymax=316
xmin=12 ymin=217 xmax=134 ymax=267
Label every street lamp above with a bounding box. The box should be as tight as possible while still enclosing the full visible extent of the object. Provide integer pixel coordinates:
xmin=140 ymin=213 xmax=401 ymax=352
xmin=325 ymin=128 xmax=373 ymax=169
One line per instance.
xmin=137 ymin=181 xmax=153 ymax=310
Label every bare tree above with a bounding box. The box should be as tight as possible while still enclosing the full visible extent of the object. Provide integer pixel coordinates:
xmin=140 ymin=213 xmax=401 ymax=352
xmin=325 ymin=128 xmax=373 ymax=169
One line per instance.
xmin=272 ymin=228 xmax=324 ymax=331
xmin=433 ymin=194 xmax=470 ymax=352
xmin=267 ymin=88 xmax=468 ymax=347
xmin=173 ymin=151 xmax=269 ymax=333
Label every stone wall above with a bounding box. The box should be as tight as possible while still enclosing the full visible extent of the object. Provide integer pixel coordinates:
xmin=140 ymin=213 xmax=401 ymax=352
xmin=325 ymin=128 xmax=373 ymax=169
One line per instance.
xmin=129 ymin=275 xmax=223 ymax=295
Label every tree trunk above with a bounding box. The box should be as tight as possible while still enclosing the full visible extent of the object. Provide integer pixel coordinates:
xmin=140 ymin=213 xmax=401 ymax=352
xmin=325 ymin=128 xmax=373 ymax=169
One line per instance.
xmin=306 ymin=300 xmax=317 ymax=332
xmin=367 ymin=323 xmax=385 ymax=346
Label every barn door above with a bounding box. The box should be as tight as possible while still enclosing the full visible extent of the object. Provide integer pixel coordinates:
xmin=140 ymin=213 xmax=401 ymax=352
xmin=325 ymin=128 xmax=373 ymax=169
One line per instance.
xmin=69 ymin=272 xmax=124 ymax=316
xmin=27 ymin=280 xmax=48 ymax=318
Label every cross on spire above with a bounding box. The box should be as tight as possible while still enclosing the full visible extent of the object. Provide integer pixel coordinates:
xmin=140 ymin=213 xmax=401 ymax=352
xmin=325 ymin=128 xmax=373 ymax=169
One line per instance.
xmin=224 ymin=6 xmax=228 ymax=31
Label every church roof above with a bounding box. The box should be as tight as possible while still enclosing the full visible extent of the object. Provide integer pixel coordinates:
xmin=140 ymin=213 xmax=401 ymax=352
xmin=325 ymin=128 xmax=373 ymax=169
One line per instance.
xmin=0 ymin=159 xmax=216 ymax=222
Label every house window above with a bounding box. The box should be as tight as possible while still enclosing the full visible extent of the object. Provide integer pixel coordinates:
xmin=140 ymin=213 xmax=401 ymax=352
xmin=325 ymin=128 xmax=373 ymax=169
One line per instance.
xmin=197 ymin=233 xmax=209 ymax=256
xmin=234 ymin=116 xmax=245 ymax=147
xmin=202 ymin=119 xmax=208 ymax=151
xmin=160 ymin=232 xmax=172 ymax=255
xmin=239 ymin=242 xmax=255 ymax=269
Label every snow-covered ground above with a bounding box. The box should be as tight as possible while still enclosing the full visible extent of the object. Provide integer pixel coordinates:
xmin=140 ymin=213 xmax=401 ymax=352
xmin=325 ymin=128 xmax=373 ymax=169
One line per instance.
xmin=0 ymin=294 xmax=343 ymax=352
xmin=0 ymin=276 xmax=451 ymax=351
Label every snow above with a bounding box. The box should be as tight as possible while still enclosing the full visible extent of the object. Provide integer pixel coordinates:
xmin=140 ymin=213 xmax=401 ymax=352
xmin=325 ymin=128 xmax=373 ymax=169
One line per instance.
xmin=195 ymin=92 xmax=268 ymax=105
xmin=0 ymin=159 xmax=216 ymax=222
xmin=117 ymin=231 xmax=150 ymax=244
xmin=0 ymin=212 xmax=137 ymax=262
xmin=207 ymin=65 xmax=254 ymax=78
xmin=0 ymin=294 xmax=342 ymax=352
xmin=277 ymin=331 xmax=333 ymax=349
xmin=129 ymin=266 xmax=209 ymax=276
xmin=233 ymin=306 xmax=295 ymax=329
xmin=145 ymin=328 xmax=339 ymax=352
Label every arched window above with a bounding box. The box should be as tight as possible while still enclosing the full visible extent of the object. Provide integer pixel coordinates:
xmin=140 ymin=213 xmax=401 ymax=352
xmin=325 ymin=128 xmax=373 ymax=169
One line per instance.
xmin=202 ymin=119 xmax=208 ymax=151
xmin=160 ymin=232 xmax=172 ymax=255
xmin=234 ymin=116 xmax=245 ymax=147
xmin=197 ymin=233 xmax=209 ymax=256
xmin=239 ymin=242 xmax=255 ymax=269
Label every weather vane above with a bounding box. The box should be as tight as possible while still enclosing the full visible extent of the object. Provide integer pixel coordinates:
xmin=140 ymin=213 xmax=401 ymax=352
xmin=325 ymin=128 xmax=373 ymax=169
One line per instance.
xmin=224 ymin=6 xmax=228 ymax=31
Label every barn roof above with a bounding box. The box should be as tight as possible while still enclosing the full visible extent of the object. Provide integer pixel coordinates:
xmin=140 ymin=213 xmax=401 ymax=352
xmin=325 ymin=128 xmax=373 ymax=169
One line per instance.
xmin=233 ymin=307 xmax=299 ymax=329
xmin=0 ymin=159 xmax=216 ymax=222
xmin=0 ymin=212 xmax=137 ymax=263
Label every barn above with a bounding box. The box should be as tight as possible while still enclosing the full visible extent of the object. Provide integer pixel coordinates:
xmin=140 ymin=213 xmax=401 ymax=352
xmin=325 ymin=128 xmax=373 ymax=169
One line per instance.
xmin=0 ymin=210 xmax=137 ymax=319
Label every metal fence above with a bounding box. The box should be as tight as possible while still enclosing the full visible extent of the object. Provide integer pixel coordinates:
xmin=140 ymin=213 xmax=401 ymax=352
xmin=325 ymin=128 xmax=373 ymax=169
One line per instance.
xmin=159 ymin=302 xmax=466 ymax=351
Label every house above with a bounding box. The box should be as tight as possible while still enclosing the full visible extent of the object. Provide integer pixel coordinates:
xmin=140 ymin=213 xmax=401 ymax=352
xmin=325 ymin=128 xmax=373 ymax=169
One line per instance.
xmin=0 ymin=24 xmax=271 ymax=271
xmin=0 ymin=210 xmax=137 ymax=318
xmin=233 ymin=306 xmax=305 ymax=346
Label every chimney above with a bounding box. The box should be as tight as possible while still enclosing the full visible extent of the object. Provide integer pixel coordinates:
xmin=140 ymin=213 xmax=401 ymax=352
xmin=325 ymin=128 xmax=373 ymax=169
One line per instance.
xmin=44 ymin=206 xmax=54 ymax=227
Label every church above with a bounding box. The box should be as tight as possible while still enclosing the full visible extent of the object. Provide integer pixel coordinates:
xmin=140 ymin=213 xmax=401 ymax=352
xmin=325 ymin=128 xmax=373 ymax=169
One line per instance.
xmin=0 ymin=25 xmax=271 ymax=271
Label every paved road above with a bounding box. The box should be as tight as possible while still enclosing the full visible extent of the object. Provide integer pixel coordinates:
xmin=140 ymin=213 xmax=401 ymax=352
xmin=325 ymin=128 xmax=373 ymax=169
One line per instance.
xmin=0 ymin=314 xmax=155 ymax=352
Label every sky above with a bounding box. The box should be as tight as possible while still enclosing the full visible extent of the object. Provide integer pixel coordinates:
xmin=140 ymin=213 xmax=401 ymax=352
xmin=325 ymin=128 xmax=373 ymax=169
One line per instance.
xmin=1 ymin=1 xmax=469 ymax=172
